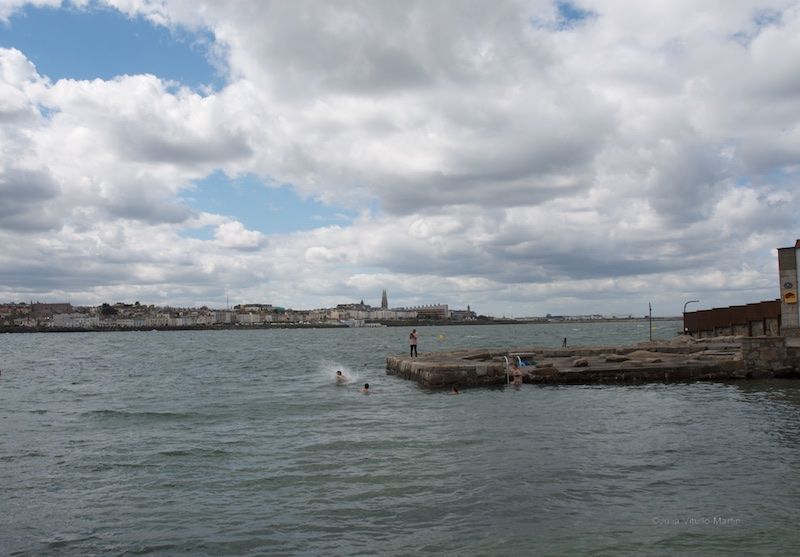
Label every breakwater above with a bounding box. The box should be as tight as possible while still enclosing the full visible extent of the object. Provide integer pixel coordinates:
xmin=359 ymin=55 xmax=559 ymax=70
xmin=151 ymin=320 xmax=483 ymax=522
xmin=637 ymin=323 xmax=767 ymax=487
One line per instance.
xmin=386 ymin=336 xmax=800 ymax=387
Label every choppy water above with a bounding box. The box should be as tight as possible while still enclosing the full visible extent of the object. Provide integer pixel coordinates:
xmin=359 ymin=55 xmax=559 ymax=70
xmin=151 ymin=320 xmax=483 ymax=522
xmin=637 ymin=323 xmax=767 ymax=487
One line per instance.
xmin=2 ymin=322 xmax=800 ymax=556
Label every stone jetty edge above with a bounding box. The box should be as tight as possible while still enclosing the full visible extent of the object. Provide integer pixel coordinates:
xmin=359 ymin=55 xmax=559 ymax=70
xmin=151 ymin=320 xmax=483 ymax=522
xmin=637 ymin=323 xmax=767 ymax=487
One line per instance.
xmin=385 ymin=336 xmax=800 ymax=388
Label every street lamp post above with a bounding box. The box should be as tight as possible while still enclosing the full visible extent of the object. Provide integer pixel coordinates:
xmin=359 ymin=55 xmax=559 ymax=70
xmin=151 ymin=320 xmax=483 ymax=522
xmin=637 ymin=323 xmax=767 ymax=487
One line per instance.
xmin=683 ymin=299 xmax=699 ymax=334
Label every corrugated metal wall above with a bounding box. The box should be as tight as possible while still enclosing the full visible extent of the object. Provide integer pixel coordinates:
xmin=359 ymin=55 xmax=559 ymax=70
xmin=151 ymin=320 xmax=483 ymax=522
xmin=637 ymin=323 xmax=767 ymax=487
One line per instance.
xmin=683 ymin=300 xmax=781 ymax=338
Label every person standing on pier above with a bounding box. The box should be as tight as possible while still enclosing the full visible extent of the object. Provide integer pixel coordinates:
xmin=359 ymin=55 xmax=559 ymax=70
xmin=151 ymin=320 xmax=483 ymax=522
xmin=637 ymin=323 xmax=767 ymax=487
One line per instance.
xmin=409 ymin=329 xmax=418 ymax=357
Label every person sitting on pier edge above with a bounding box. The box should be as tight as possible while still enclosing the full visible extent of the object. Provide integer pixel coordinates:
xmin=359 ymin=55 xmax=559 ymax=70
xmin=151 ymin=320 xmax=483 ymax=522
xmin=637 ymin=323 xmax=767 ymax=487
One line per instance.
xmin=409 ymin=329 xmax=418 ymax=357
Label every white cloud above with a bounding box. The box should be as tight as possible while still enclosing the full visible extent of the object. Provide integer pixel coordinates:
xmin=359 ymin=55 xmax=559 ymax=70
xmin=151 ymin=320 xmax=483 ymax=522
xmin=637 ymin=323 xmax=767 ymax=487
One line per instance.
xmin=0 ymin=0 xmax=63 ymax=22
xmin=0 ymin=2 xmax=798 ymax=315
xmin=213 ymin=221 xmax=264 ymax=250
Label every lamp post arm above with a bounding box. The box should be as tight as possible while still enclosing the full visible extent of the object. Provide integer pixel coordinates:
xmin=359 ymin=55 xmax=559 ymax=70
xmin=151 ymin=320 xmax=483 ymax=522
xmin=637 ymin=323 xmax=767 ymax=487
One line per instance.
xmin=682 ymin=300 xmax=700 ymax=334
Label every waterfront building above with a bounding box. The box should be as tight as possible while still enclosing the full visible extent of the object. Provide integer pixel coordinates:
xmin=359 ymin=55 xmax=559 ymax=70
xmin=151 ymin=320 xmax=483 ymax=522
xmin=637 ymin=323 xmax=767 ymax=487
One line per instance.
xmin=778 ymin=239 xmax=800 ymax=337
xmin=405 ymin=304 xmax=450 ymax=320
xmin=236 ymin=312 xmax=263 ymax=325
xmin=684 ymin=239 xmax=799 ymax=338
xmin=144 ymin=315 xmax=170 ymax=328
xmin=31 ymin=302 xmax=72 ymax=318
xmin=49 ymin=313 xmax=100 ymax=329
xmin=450 ymin=305 xmax=477 ymax=321
xmin=213 ymin=311 xmax=234 ymax=324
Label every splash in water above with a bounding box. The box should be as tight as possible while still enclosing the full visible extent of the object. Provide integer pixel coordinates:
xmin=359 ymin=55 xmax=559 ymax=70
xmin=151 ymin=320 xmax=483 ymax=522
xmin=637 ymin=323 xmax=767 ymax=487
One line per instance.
xmin=318 ymin=361 xmax=362 ymax=385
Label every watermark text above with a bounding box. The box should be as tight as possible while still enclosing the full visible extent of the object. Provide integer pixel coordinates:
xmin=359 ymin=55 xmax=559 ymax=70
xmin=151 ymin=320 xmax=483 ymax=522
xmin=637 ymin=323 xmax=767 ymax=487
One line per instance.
xmin=652 ymin=516 xmax=742 ymax=527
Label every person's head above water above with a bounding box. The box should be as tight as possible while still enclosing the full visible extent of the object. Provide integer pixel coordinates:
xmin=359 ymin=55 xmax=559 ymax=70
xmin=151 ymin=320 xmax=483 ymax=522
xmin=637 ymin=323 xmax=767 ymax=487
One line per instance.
xmin=364 ymin=383 xmax=369 ymax=389
xmin=336 ymin=370 xmax=342 ymax=376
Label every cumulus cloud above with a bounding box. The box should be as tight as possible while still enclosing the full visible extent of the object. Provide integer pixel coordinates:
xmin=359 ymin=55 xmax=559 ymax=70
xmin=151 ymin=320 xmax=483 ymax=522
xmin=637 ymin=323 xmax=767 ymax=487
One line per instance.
xmin=0 ymin=0 xmax=63 ymax=22
xmin=213 ymin=220 xmax=264 ymax=250
xmin=0 ymin=168 xmax=60 ymax=231
xmin=0 ymin=1 xmax=798 ymax=315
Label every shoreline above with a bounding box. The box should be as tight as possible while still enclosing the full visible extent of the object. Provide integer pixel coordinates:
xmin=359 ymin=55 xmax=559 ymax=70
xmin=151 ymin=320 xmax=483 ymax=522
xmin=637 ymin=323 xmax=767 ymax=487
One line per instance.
xmin=0 ymin=317 xmax=681 ymax=334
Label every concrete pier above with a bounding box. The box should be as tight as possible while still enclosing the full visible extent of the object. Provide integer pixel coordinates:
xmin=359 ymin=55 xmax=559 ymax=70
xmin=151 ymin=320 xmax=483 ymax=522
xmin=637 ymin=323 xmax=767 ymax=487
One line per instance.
xmin=385 ymin=336 xmax=800 ymax=388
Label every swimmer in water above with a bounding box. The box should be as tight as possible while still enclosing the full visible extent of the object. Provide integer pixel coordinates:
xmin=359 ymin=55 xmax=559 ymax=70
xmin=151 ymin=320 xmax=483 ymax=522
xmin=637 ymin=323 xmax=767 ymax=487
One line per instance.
xmin=451 ymin=385 xmax=460 ymax=395
xmin=335 ymin=370 xmax=348 ymax=384
xmin=360 ymin=383 xmax=370 ymax=394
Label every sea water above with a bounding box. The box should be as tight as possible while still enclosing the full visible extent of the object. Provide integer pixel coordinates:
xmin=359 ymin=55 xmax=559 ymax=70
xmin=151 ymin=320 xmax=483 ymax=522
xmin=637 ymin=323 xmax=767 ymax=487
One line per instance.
xmin=2 ymin=322 xmax=800 ymax=556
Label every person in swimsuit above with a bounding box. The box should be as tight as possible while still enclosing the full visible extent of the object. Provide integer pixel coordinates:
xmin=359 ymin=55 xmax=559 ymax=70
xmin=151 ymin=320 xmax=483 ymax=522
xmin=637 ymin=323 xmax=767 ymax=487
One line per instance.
xmin=510 ymin=364 xmax=523 ymax=386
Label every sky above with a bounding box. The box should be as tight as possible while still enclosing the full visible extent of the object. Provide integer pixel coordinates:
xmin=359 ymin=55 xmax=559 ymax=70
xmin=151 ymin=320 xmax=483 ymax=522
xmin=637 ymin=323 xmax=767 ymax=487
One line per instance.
xmin=0 ymin=0 xmax=798 ymax=317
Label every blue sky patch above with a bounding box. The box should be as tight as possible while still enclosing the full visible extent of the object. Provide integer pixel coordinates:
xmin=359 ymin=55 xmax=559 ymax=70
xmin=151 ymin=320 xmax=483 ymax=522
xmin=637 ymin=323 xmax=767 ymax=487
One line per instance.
xmin=555 ymin=1 xmax=595 ymax=29
xmin=183 ymin=172 xmax=355 ymax=234
xmin=0 ymin=4 xmax=222 ymax=90
xmin=731 ymin=8 xmax=784 ymax=46
xmin=179 ymin=226 xmax=216 ymax=242
xmin=530 ymin=1 xmax=596 ymax=31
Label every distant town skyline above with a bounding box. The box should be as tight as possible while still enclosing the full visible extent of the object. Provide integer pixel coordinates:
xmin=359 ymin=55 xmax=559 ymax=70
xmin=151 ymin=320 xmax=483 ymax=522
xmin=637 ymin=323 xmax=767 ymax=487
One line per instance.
xmin=0 ymin=295 xmax=679 ymax=319
xmin=2 ymin=299 xmax=673 ymax=332
xmin=0 ymin=2 xmax=797 ymax=317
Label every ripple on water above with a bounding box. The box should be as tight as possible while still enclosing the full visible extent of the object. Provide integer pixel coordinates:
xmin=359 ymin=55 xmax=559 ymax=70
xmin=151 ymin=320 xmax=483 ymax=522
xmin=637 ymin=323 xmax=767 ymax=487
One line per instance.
xmin=2 ymin=325 xmax=800 ymax=556
xmin=83 ymin=409 xmax=203 ymax=422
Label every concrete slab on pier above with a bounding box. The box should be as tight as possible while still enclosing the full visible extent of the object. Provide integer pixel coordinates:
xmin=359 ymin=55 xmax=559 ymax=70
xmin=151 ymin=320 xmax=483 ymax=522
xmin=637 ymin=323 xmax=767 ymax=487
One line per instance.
xmin=386 ymin=336 xmax=800 ymax=388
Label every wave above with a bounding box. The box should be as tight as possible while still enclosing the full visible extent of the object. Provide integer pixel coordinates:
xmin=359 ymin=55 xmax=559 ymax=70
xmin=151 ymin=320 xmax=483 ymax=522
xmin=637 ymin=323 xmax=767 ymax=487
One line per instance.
xmin=81 ymin=461 xmax=161 ymax=472
xmin=0 ymin=451 xmax=47 ymax=462
xmin=84 ymin=409 xmax=199 ymax=421
xmin=158 ymin=447 xmax=232 ymax=458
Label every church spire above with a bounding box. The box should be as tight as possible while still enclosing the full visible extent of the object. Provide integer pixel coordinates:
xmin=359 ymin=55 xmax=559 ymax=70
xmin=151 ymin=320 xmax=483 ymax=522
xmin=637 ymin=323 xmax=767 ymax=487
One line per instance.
xmin=381 ymin=289 xmax=388 ymax=309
